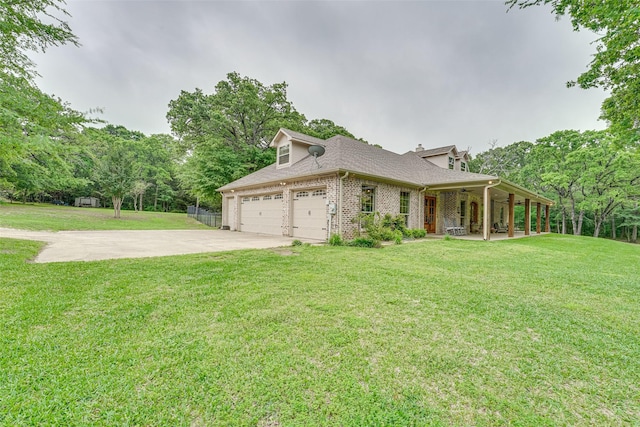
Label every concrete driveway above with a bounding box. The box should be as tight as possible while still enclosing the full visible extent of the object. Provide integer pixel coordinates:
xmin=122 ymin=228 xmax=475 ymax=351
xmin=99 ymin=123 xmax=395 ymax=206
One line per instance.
xmin=0 ymin=228 xmax=306 ymax=263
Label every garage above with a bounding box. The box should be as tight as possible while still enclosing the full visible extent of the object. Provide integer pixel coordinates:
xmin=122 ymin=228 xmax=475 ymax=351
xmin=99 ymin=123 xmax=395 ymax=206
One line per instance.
xmin=239 ymin=194 xmax=283 ymax=235
xmin=292 ymin=189 xmax=328 ymax=240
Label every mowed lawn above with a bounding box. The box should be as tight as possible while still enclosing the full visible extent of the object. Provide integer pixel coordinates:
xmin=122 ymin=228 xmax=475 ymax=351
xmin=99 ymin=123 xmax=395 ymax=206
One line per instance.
xmin=1 ymin=233 xmax=639 ymax=425
xmin=0 ymin=203 xmax=209 ymax=231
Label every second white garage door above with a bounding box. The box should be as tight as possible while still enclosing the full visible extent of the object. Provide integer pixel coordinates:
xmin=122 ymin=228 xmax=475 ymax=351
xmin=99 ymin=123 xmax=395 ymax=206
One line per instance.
xmin=240 ymin=194 xmax=283 ymax=235
xmin=292 ymin=189 xmax=327 ymax=240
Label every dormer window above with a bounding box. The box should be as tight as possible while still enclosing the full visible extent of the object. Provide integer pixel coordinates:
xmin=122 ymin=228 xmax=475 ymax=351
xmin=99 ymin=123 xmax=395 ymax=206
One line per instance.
xmin=448 ymin=156 xmax=454 ymax=170
xmin=278 ymin=144 xmax=290 ymax=166
xmin=461 ymin=161 xmax=467 ymax=172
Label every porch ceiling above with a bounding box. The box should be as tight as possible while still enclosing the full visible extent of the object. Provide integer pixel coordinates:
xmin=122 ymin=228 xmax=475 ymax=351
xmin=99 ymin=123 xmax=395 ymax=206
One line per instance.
xmin=429 ymin=180 xmax=553 ymax=206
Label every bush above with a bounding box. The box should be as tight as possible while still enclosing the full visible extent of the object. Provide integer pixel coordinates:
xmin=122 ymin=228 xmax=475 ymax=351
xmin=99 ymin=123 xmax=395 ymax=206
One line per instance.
xmin=348 ymin=237 xmax=381 ymax=248
xmin=393 ymin=230 xmax=403 ymax=245
xmin=291 ymin=239 xmax=303 ymax=246
xmin=411 ymin=228 xmax=426 ymax=238
xmin=328 ymin=234 xmax=343 ymax=246
xmin=355 ymin=212 xmax=409 ymax=242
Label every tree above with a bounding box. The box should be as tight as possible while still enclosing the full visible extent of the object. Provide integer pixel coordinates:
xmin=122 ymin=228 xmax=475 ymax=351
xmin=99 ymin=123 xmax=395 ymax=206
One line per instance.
xmin=507 ymin=0 xmax=640 ymax=137
xmin=167 ymin=72 xmax=360 ymax=207
xmin=92 ymin=136 xmax=139 ymax=218
xmin=0 ymin=0 xmax=78 ymax=80
xmin=0 ymin=0 xmax=87 ymax=200
xmin=167 ymin=72 xmax=306 ymax=152
xmin=304 ymin=119 xmax=355 ymax=140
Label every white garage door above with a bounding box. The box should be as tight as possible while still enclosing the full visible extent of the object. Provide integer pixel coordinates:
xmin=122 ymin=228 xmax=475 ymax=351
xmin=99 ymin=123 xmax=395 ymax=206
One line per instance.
xmin=240 ymin=194 xmax=283 ymax=235
xmin=292 ymin=189 xmax=327 ymax=240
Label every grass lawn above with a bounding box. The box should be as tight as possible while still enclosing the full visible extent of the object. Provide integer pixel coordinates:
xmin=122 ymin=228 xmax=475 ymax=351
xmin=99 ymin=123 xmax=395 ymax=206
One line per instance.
xmin=1 ymin=234 xmax=638 ymax=425
xmin=0 ymin=202 xmax=209 ymax=231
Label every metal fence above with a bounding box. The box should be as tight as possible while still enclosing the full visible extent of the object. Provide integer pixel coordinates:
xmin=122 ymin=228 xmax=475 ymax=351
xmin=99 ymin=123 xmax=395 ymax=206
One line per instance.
xmin=187 ymin=206 xmax=222 ymax=228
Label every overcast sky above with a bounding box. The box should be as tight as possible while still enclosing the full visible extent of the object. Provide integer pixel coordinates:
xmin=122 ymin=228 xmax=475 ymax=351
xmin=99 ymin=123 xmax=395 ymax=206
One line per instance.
xmin=32 ymin=0 xmax=608 ymax=154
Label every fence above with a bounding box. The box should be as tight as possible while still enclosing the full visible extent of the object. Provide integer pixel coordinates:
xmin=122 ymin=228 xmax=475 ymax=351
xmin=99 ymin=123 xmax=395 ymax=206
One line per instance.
xmin=187 ymin=206 xmax=222 ymax=228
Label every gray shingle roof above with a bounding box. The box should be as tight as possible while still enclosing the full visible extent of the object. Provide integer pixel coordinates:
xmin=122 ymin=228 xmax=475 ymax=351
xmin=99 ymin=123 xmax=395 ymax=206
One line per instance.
xmin=218 ymin=129 xmax=496 ymax=191
xmin=416 ymin=145 xmax=456 ymax=158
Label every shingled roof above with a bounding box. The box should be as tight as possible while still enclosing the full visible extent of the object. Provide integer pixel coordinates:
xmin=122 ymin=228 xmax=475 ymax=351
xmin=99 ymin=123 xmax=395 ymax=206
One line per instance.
xmin=416 ymin=145 xmax=457 ymax=158
xmin=218 ymin=129 xmax=496 ymax=192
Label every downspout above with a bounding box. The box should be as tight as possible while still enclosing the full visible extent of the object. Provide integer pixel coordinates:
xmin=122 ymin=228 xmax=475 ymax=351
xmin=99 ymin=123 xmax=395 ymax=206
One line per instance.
xmin=483 ymin=180 xmax=501 ymax=241
xmin=338 ymin=172 xmax=349 ymax=236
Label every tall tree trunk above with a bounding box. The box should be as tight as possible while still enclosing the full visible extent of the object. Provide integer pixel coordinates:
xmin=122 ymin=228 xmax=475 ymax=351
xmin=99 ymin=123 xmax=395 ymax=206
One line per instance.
xmin=576 ymin=211 xmax=584 ymax=235
xmin=561 ymin=209 xmax=566 ymax=234
xmin=112 ymin=195 xmax=122 ymax=218
xmin=154 ymin=185 xmax=158 ymax=211
xmin=633 ymin=201 xmax=639 ymax=243
xmin=132 ymin=194 xmax=137 ymax=212
xmin=594 ymin=217 xmax=602 ymax=237
xmin=139 ymin=192 xmax=143 ymax=212
xmin=611 ymin=216 xmax=616 ymax=239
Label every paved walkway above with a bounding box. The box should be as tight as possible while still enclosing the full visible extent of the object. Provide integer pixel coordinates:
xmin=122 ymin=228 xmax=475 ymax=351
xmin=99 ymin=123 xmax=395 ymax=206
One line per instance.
xmin=0 ymin=228 xmax=304 ymax=263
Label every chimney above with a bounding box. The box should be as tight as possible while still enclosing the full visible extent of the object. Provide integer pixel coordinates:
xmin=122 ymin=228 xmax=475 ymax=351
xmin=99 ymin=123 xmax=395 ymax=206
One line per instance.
xmin=416 ymin=143 xmax=424 ymax=152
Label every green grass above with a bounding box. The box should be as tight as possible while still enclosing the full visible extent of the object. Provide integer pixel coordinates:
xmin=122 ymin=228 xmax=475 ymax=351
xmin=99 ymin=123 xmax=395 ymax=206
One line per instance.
xmin=1 ymin=234 xmax=639 ymax=425
xmin=0 ymin=202 xmax=208 ymax=231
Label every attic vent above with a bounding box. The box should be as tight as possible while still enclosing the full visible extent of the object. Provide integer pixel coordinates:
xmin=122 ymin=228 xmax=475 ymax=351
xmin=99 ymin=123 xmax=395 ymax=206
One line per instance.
xmin=416 ymin=144 xmax=424 ymax=152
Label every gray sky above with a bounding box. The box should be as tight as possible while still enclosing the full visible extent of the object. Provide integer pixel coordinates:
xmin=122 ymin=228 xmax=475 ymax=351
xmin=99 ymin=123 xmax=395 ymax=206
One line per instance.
xmin=33 ymin=0 xmax=608 ymax=154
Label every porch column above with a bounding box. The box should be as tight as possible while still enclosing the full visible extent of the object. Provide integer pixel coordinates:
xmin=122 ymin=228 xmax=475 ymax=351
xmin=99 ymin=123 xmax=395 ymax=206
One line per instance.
xmin=524 ymin=198 xmax=531 ymax=236
xmin=483 ymin=186 xmax=491 ymax=241
xmin=536 ymin=202 xmax=542 ymax=234
xmin=508 ymin=193 xmax=515 ymax=238
xmin=545 ymin=204 xmax=551 ymax=232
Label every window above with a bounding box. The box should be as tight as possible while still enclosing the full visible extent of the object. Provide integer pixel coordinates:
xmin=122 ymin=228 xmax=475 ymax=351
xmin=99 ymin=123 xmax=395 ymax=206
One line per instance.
xmin=278 ymin=144 xmax=290 ymax=165
xmin=251 ymin=196 xmax=260 ymax=201
xmin=461 ymin=161 xmax=467 ymax=172
xmin=263 ymin=195 xmax=272 ymax=200
xmin=242 ymin=197 xmax=250 ymax=202
xmin=312 ymin=189 xmax=326 ymax=197
xmin=361 ymin=185 xmax=376 ymax=213
xmin=274 ymin=193 xmax=283 ymax=200
xmin=400 ymin=191 xmax=410 ymax=226
xmin=448 ymin=156 xmax=455 ymax=170
xmin=460 ymin=201 xmax=466 ymax=218
xmin=296 ymin=191 xmax=309 ymax=198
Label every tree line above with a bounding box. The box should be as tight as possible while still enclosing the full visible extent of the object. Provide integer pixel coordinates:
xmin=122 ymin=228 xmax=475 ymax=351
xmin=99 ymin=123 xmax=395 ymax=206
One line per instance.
xmin=1 ymin=0 xmax=639 ymax=241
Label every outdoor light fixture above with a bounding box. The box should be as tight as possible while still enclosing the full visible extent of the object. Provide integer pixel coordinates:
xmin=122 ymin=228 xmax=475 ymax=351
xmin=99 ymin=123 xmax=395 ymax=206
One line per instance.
xmin=280 ymin=182 xmax=287 ymax=186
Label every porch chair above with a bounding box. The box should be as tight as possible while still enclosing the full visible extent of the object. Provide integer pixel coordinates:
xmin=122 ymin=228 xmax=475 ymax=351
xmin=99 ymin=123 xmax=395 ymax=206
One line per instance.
xmin=493 ymin=222 xmax=508 ymax=233
xmin=445 ymin=218 xmax=465 ymax=236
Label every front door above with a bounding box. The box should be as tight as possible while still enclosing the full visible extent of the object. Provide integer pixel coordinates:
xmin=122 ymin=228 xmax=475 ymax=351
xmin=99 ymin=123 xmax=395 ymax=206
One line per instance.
xmin=424 ymin=196 xmax=436 ymax=234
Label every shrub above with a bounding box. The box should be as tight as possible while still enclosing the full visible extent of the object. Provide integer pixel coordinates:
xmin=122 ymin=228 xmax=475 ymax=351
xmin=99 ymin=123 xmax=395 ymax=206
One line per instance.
xmin=328 ymin=234 xmax=343 ymax=246
xmin=355 ymin=212 xmax=408 ymax=242
xmin=291 ymin=239 xmax=303 ymax=246
xmin=393 ymin=230 xmax=403 ymax=245
xmin=411 ymin=228 xmax=426 ymax=238
xmin=348 ymin=237 xmax=381 ymax=248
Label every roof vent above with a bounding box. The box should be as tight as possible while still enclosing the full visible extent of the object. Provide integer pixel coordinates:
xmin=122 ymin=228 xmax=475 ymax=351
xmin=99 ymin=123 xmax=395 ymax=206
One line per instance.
xmin=416 ymin=144 xmax=424 ymax=152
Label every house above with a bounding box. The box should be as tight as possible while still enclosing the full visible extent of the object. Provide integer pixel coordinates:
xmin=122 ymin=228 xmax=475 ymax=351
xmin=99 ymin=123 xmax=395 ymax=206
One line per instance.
xmin=217 ymin=129 xmax=553 ymax=241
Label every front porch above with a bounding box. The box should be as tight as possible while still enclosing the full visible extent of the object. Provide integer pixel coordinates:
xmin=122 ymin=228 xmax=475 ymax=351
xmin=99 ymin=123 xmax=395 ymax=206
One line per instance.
xmin=426 ymin=179 xmax=554 ymax=241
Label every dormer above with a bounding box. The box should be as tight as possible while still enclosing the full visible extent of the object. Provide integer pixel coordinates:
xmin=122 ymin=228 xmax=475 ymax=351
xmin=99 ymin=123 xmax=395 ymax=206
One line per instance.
xmin=270 ymin=128 xmax=325 ymax=169
xmin=415 ymin=144 xmax=469 ymax=172
xmin=456 ymin=150 xmax=470 ymax=172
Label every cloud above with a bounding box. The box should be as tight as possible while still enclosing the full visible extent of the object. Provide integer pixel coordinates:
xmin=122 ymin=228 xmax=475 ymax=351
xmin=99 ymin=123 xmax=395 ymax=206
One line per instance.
xmin=32 ymin=0 xmax=607 ymax=154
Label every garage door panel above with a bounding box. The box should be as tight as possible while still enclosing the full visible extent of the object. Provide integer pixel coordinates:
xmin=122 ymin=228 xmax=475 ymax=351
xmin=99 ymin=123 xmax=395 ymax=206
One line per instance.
xmin=292 ymin=189 xmax=327 ymax=240
xmin=240 ymin=195 xmax=282 ymax=235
